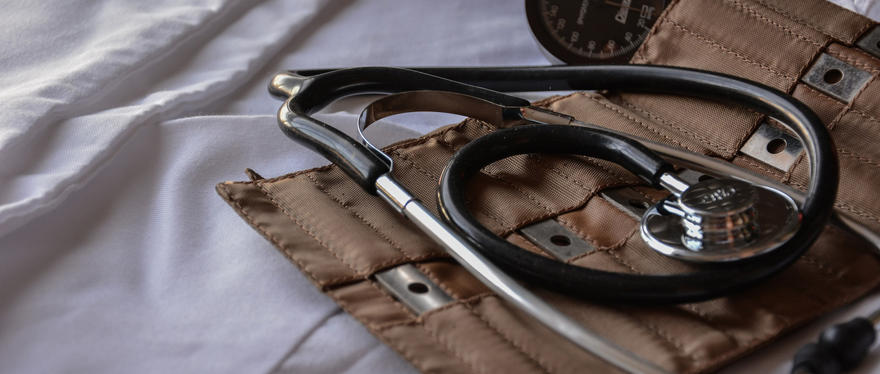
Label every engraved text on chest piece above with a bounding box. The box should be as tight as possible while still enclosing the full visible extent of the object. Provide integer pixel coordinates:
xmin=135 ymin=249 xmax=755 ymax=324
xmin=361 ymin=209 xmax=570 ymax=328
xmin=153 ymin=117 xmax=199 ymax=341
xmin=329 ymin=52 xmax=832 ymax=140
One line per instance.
xmin=679 ymin=179 xmax=758 ymax=251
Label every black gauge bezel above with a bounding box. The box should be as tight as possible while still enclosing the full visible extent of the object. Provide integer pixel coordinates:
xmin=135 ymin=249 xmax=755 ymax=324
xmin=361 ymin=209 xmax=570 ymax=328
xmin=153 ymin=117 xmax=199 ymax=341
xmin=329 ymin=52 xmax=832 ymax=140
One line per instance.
xmin=525 ymin=0 xmax=666 ymax=65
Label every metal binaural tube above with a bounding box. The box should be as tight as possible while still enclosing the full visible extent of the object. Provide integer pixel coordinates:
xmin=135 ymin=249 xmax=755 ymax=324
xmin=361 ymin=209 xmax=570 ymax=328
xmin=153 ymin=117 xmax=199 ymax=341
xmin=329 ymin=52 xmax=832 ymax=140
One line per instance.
xmin=374 ymin=175 xmax=670 ymax=374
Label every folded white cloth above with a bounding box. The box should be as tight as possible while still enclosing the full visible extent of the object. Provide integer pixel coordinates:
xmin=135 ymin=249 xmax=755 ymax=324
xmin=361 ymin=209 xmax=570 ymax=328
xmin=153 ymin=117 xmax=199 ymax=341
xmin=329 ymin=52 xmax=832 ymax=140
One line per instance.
xmin=0 ymin=1 xmax=876 ymax=373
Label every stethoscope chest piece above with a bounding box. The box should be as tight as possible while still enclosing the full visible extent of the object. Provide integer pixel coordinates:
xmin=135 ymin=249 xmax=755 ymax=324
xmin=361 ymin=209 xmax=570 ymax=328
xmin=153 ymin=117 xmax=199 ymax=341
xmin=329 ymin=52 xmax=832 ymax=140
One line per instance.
xmin=641 ymin=178 xmax=801 ymax=263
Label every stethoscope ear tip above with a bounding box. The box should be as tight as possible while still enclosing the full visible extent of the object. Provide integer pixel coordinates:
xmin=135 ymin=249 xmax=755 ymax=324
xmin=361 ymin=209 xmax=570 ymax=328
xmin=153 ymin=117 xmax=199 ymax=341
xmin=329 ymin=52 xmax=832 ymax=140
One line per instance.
xmin=269 ymin=71 xmax=306 ymax=99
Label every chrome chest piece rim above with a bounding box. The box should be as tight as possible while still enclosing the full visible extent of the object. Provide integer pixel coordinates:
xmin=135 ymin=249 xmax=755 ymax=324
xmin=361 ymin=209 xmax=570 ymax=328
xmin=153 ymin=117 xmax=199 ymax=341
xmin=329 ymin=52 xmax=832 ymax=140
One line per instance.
xmin=640 ymin=178 xmax=801 ymax=263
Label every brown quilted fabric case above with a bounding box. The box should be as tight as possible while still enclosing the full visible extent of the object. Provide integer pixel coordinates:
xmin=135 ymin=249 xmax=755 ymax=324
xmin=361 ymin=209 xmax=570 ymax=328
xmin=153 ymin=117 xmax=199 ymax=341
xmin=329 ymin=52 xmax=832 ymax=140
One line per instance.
xmin=217 ymin=0 xmax=880 ymax=372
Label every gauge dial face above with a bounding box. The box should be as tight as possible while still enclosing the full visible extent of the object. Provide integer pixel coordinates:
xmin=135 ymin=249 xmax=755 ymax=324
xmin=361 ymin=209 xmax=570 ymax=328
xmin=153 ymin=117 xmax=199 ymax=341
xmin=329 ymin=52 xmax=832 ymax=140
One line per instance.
xmin=526 ymin=0 xmax=667 ymax=64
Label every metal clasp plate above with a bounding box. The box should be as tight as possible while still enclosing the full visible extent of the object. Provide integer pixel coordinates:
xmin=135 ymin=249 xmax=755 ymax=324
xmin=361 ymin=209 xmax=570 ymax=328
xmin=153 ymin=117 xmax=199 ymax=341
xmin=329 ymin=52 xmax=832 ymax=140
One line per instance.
xmin=740 ymin=122 xmax=804 ymax=172
xmin=802 ymin=53 xmax=871 ymax=102
xmin=856 ymin=26 xmax=880 ymax=59
xmin=519 ymin=219 xmax=595 ymax=260
xmin=374 ymin=264 xmax=453 ymax=315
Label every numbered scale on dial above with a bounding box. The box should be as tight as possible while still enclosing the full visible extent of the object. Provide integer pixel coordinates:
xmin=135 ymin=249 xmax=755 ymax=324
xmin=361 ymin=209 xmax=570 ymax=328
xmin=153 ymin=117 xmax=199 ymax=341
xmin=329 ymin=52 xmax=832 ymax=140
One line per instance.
xmin=526 ymin=0 xmax=667 ymax=64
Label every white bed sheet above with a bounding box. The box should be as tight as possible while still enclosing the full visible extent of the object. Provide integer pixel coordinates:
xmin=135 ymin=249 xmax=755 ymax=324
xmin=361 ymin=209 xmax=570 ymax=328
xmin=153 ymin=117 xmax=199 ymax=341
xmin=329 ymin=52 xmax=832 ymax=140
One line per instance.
xmin=0 ymin=1 xmax=878 ymax=373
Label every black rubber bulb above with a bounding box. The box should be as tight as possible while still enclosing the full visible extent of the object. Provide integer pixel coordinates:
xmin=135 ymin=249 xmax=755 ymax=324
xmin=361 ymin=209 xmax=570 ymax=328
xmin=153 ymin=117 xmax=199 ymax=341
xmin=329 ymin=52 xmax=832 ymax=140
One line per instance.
xmin=791 ymin=317 xmax=877 ymax=374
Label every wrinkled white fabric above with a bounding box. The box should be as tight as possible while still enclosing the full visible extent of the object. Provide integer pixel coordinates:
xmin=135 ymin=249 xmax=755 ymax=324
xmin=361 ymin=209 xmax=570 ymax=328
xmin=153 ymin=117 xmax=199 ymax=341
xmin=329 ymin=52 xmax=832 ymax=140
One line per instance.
xmin=847 ymin=0 xmax=880 ymax=16
xmin=0 ymin=1 xmax=877 ymax=373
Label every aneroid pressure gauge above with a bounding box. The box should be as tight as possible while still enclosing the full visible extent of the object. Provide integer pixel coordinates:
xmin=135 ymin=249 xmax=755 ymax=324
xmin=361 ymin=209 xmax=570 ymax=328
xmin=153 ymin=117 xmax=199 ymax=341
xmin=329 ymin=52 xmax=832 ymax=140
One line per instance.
xmin=526 ymin=0 xmax=667 ymax=64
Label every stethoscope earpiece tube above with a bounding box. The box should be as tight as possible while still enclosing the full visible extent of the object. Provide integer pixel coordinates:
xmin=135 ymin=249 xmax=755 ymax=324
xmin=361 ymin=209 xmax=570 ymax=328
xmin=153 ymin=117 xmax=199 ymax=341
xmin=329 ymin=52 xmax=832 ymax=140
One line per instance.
xmin=279 ymin=67 xmax=531 ymax=111
xmin=278 ymin=109 xmax=389 ymax=192
xmin=272 ymin=68 xmax=532 ymax=191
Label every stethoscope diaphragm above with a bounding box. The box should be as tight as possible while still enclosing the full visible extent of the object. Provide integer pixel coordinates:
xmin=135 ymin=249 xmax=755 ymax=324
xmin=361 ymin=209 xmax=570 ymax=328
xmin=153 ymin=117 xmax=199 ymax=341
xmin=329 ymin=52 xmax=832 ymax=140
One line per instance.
xmin=641 ymin=178 xmax=800 ymax=263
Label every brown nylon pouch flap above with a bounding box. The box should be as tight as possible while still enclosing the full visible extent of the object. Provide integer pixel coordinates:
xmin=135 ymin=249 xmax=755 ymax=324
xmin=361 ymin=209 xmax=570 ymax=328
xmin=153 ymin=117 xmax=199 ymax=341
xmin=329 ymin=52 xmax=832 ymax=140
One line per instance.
xmin=218 ymin=0 xmax=880 ymax=372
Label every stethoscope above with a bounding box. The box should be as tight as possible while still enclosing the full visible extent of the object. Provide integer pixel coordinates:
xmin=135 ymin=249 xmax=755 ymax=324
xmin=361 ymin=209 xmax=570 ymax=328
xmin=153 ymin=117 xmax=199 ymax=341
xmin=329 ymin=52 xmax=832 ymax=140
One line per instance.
xmin=268 ymin=65 xmax=856 ymax=373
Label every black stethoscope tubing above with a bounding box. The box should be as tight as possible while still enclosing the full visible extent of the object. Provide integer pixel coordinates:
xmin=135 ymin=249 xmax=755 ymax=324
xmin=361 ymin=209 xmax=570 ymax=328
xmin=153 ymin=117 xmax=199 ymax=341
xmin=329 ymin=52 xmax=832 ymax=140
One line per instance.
xmin=271 ymin=65 xmax=837 ymax=304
